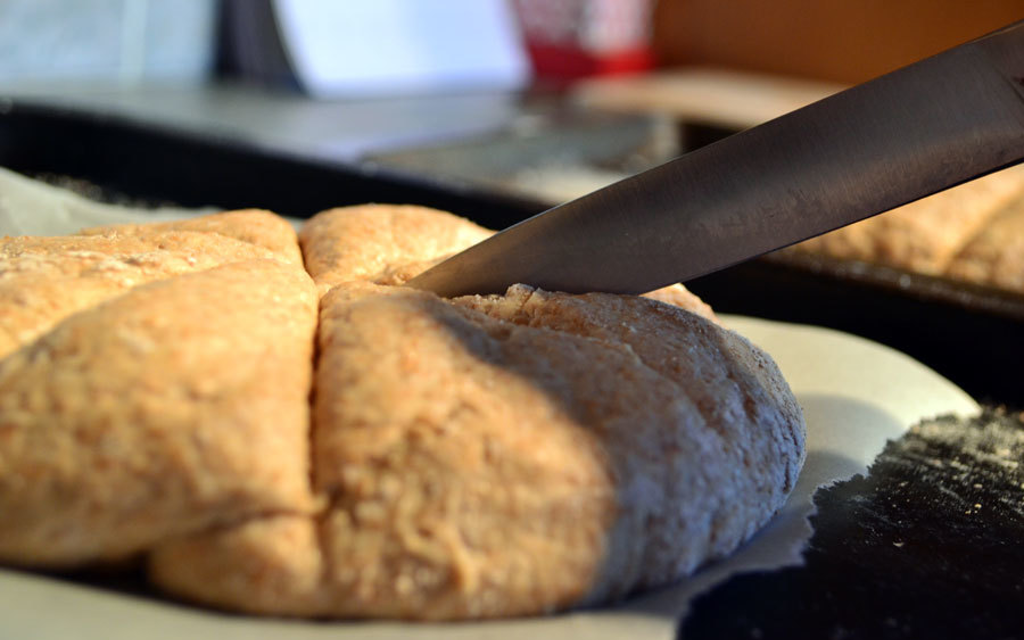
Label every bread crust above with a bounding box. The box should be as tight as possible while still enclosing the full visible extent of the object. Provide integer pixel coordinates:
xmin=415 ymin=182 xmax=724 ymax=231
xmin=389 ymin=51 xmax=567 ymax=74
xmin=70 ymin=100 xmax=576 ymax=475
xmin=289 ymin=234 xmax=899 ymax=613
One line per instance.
xmin=298 ymin=204 xmax=493 ymax=293
xmin=79 ymin=208 xmax=303 ymax=266
xmin=0 ymin=210 xmax=301 ymax=359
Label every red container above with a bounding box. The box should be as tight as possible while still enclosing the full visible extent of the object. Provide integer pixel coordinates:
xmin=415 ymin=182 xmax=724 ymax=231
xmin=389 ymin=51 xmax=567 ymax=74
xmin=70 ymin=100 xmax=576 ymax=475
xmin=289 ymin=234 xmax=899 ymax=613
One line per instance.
xmin=513 ymin=0 xmax=656 ymax=79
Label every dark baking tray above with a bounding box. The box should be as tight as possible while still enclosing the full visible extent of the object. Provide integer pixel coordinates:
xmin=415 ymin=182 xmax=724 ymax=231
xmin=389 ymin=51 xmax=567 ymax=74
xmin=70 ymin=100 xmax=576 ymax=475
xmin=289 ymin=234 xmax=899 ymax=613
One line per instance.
xmin=1 ymin=101 xmax=1020 ymax=408
xmin=0 ymin=101 xmax=548 ymax=229
xmin=686 ymin=255 xmax=1023 ymax=408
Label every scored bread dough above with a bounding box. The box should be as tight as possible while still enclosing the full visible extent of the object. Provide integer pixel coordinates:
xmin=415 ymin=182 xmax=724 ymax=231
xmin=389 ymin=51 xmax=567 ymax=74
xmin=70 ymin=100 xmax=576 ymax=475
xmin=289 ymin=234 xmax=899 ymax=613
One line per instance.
xmin=147 ymin=205 xmax=805 ymax=619
xmin=0 ymin=203 xmax=804 ymax=618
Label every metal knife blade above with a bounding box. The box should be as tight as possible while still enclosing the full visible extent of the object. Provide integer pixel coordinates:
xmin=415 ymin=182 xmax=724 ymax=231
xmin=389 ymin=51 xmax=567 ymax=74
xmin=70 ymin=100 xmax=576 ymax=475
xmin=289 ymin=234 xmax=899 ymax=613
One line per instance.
xmin=407 ymin=21 xmax=1024 ymax=298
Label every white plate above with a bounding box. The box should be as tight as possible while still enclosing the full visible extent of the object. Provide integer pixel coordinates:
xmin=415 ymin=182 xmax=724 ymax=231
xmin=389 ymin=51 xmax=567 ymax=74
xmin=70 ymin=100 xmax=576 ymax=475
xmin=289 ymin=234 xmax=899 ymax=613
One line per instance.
xmin=0 ymin=316 xmax=978 ymax=640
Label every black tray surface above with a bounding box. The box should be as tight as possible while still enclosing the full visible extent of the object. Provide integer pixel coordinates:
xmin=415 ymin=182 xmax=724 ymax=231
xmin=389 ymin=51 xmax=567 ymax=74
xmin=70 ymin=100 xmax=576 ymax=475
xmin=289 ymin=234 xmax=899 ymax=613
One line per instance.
xmin=681 ymin=409 xmax=1024 ymax=639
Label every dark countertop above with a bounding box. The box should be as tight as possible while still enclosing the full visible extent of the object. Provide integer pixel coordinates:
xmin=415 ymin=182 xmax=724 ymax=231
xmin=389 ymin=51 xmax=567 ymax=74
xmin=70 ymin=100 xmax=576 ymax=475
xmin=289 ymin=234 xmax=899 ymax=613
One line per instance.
xmin=681 ymin=409 xmax=1024 ymax=639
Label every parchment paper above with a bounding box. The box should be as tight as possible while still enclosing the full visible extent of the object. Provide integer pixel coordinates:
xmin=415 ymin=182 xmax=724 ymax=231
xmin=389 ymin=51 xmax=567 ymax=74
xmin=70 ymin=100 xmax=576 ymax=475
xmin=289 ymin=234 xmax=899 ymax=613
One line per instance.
xmin=0 ymin=166 xmax=215 ymax=235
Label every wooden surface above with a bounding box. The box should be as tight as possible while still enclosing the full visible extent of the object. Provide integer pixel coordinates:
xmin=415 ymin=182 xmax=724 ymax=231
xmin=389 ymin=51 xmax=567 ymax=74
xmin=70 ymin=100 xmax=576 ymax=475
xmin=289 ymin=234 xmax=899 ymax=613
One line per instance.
xmin=652 ymin=0 xmax=1024 ymax=84
xmin=572 ymin=67 xmax=842 ymax=129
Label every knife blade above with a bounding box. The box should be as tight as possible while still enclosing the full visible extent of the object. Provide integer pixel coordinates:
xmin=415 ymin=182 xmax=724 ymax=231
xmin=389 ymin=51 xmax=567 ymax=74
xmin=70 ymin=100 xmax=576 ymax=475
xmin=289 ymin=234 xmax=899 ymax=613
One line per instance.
xmin=407 ymin=21 xmax=1024 ymax=298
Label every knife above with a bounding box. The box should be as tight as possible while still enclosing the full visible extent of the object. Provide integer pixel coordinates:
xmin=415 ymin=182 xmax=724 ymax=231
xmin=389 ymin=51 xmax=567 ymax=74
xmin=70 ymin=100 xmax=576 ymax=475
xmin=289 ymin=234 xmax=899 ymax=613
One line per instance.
xmin=407 ymin=20 xmax=1024 ymax=298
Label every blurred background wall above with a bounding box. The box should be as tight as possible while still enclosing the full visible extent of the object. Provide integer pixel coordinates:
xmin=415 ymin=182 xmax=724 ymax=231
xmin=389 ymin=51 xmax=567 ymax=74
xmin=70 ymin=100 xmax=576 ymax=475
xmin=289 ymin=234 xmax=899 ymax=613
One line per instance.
xmin=652 ymin=0 xmax=1024 ymax=84
xmin=0 ymin=0 xmax=1020 ymax=89
xmin=0 ymin=0 xmax=217 ymax=84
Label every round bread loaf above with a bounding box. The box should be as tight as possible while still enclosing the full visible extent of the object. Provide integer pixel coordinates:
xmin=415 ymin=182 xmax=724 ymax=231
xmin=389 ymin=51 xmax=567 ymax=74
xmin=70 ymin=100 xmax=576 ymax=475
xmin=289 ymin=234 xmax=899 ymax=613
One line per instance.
xmin=147 ymin=205 xmax=805 ymax=619
xmin=0 ymin=205 xmax=804 ymax=619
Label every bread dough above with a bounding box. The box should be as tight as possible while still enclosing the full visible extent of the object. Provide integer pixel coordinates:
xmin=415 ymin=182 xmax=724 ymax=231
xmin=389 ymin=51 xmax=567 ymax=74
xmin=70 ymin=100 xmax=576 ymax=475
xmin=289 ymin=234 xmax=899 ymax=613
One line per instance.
xmin=945 ymin=195 xmax=1024 ymax=292
xmin=299 ymin=204 xmax=718 ymax=320
xmin=787 ymin=167 xmax=1024 ymax=275
xmin=0 ymin=258 xmax=319 ymax=566
xmin=0 ymin=203 xmax=804 ymax=618
xmin=148 ymin=205 xmax=804 ymax=619
xmin=80 ymin=209 xmax=304 ymax=267
xmin=0 ymin=210 xmax=300 ymax=359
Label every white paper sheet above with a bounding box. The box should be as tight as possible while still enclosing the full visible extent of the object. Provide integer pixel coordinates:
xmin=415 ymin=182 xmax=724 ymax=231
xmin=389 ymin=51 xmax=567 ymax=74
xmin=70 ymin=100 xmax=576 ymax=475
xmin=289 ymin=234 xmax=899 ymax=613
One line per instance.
xmin=0 ymin=166 xmax=214 ymax=235
xmin=272 ymin=0 xmax=530 ymax=98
